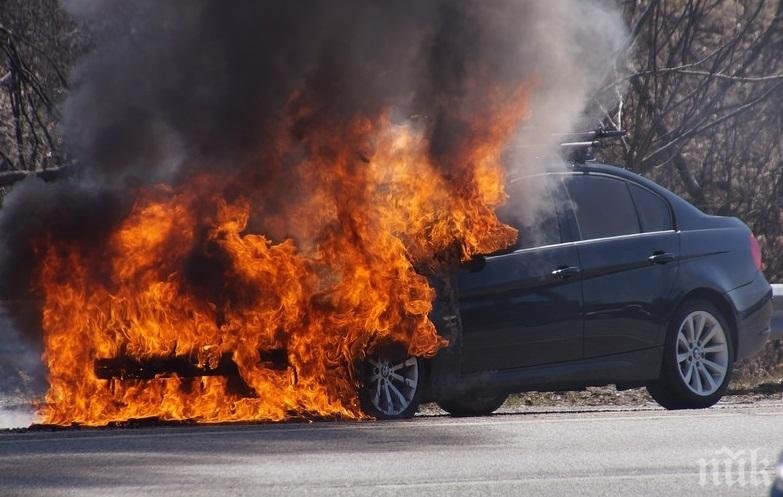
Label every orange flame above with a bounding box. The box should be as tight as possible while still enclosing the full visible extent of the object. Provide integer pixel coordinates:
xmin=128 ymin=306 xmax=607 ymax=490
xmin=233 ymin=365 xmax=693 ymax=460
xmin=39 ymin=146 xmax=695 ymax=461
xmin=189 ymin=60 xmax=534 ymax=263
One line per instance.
xmin=35 ymin=86 xmax=528 ymax=425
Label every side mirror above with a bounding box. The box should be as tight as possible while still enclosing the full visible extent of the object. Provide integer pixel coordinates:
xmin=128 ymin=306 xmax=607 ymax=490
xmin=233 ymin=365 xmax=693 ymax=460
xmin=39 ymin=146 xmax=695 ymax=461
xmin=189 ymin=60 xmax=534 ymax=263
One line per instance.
xmin=462 ymin=254 xmax=486 ymax=273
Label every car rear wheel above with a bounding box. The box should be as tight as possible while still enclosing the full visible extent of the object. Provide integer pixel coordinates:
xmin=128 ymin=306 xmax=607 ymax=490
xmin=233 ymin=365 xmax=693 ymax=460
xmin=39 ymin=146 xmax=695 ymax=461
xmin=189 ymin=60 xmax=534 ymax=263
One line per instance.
xmin=647 ymin=300 xmax=734 ymax=409
xmin=359 ymin=345 xmax=424 ymax=420
xmin=436 ymin=392 xmax=508 ymax=417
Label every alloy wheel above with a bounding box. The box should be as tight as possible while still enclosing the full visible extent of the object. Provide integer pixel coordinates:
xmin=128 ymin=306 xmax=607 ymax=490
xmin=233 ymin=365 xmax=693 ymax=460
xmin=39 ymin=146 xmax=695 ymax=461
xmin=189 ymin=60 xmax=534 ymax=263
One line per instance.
xmin=675 ymin=310 xmax=730 ymax=396
xmin=366 ymin=354 xmax=419 ymax=417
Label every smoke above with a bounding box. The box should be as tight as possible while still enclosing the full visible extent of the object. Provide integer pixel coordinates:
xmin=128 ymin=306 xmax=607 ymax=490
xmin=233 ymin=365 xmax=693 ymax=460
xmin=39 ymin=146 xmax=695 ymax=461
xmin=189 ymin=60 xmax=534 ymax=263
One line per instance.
xmin=55 ymin=0 xmax=626 ymax=182
xmin=0 ymin=0 xmax=627 ymax=419
xmin=504 ymin=0 xmax=628 ymax=225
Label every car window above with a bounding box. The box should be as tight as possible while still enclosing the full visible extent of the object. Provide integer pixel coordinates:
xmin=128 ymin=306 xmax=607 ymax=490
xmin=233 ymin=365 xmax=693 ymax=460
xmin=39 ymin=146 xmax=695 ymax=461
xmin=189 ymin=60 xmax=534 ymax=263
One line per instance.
xmin=565 ymin=175 xmax=640 ymax=240
xmin=628 ymin=183 xmax=672 ymax=232
xmin=496 ymin=176 xmax=562 ymax=250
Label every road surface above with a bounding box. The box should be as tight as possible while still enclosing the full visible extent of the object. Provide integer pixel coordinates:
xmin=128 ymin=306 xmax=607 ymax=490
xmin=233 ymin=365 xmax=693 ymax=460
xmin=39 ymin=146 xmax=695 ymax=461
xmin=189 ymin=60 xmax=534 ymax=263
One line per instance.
xmin=1 ymin=402 xmax=781 ymax=497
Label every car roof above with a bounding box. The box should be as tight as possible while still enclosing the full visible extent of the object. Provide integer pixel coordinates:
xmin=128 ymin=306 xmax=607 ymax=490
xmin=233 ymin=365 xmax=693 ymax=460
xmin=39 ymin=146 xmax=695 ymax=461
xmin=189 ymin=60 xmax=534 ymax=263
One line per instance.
xmin=510 ymin=161 xmax=670 ymax=194
xmin=508 ymin=161 xmax=714 ymax=231
xmin=510 ymin=161 xmax=655 ymax=189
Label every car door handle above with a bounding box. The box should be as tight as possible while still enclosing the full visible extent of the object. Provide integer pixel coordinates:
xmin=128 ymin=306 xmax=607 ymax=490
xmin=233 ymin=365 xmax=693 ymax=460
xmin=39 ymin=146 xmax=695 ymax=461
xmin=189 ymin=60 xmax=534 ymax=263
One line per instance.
xmin=552 ymin=265 xmax=581 ymax=280
xmin=649 ymin=251 xmax=675 ymax=265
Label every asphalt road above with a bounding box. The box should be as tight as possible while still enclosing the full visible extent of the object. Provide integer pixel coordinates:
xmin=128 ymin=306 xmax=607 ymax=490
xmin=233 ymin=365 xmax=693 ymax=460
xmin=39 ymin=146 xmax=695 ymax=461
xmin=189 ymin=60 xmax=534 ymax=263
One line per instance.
xmin=1 ymin=403 xmax=781 ymax=497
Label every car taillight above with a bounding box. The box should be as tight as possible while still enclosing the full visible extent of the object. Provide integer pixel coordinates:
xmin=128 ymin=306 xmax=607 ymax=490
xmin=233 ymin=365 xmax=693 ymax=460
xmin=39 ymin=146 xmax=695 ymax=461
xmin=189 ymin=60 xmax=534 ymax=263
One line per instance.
xmin=749 ymin=233 xmax=763 ymax=271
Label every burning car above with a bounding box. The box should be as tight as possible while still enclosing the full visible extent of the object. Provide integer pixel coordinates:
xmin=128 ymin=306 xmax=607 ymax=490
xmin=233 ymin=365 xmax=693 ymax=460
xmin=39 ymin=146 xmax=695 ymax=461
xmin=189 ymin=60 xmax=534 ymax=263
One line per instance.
xmin=77 ymin=132 xmax=772 ymax=421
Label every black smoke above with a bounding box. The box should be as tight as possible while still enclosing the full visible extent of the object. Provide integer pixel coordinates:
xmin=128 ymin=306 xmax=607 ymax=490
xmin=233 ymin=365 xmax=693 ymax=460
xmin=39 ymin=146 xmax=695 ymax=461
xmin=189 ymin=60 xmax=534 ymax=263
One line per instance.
xmin=57 ymin=0 xmax=623 ymax=180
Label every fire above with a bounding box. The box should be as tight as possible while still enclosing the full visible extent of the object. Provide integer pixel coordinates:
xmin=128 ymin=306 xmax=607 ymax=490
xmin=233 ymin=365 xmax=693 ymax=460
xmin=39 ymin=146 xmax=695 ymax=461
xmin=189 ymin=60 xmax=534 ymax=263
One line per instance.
xmin=34 ymin=87 xmax=527 ymax=425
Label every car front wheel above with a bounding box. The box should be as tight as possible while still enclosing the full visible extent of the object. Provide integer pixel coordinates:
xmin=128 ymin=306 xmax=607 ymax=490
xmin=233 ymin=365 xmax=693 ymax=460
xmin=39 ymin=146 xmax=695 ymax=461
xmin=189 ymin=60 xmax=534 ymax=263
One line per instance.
xmin=359 ymin=345 xmax=424 ymax=420
xmin=647 ymin=300 xmax=734 ymax=409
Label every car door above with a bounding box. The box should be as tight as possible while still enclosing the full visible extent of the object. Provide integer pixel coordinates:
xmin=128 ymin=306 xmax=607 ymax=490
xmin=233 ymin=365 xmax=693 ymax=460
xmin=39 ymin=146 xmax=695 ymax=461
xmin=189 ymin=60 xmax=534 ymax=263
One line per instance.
xmin=564 ymin=173 xmax=679 ymax=358
xmin=458 ymin=174 xmax=583 ymax=373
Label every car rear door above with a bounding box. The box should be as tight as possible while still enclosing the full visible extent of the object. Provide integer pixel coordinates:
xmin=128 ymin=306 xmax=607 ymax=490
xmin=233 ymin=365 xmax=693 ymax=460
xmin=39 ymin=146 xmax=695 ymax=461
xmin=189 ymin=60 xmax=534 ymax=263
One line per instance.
xmin=458 ymin=174 xmax=583 ymax=372
xmin=564 ymin=173 xmax=679 ymax=358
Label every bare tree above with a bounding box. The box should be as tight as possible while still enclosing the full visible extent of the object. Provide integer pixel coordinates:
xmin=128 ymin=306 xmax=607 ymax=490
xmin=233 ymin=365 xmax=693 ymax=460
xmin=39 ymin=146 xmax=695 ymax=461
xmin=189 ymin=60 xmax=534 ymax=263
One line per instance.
xmin=0 ymin=0 xmax=80 ymax=177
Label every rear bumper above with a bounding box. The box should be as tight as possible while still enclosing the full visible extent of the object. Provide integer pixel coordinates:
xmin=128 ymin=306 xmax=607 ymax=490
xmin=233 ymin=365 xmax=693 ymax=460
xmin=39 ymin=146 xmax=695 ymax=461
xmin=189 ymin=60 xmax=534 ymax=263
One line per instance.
xmin=771 ymin=284 xmax=783 ymax=340
xmin=727 ymin=276 xmax=773 ymax=360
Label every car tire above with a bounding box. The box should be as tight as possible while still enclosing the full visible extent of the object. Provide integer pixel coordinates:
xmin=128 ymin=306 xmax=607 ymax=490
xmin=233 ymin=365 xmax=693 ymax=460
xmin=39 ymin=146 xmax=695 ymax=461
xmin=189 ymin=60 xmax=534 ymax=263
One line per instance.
xmin=647 ymin=299 xmax=734 ymax=410
xmin=436 ymin=392 xmax=508 ymax=417
xmin=358 ymin=344 xmax=425 ymax=420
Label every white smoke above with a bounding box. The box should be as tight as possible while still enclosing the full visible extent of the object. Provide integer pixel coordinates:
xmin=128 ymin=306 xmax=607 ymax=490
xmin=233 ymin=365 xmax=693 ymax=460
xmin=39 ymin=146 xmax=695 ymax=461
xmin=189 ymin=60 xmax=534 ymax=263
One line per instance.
xmin=505 ymin=0 xmax=628 ymax=227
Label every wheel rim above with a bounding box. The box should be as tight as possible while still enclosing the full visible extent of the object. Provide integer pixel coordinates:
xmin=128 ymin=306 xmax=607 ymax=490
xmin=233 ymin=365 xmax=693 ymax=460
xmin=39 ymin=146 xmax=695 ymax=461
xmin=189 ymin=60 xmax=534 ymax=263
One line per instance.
xmin=675 ymin=310 xmax=729 ymax=396
xmin=366 ymin=353 xmax=419 ymax=416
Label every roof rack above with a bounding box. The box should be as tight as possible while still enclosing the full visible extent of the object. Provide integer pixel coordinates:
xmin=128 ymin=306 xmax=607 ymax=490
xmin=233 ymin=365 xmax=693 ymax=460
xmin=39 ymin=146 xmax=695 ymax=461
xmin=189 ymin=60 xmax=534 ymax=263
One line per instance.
xmin=557 ymin=127 xmax=626 ymax=164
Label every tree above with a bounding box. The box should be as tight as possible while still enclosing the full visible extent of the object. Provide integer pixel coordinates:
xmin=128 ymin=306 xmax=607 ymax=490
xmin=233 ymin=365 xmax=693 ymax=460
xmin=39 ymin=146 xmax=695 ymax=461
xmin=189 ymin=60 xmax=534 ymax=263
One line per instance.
xmin=0 ymin=0 xmax=79 ymax=179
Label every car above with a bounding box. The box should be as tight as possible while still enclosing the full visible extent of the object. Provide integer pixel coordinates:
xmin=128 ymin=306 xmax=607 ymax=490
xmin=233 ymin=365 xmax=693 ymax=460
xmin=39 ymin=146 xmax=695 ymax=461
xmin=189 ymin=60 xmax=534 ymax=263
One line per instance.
xmin=773 ymin=450 xmax=783 ymax=497
xmin=359 ymin=158 xmax=773 ymax=419
xmin=772 ymin=284 xmax=783 ymax=340
xmin=773 ymin=451 xmax=783 ymax=497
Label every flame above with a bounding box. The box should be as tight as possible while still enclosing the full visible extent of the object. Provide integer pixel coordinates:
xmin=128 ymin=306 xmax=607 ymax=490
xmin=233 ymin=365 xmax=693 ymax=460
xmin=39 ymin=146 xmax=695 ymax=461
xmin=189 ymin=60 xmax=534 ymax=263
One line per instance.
xmin=34 ymin=86 xmax=528 ymax=425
